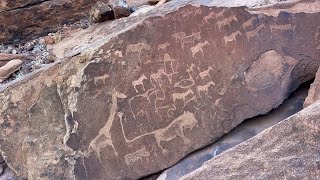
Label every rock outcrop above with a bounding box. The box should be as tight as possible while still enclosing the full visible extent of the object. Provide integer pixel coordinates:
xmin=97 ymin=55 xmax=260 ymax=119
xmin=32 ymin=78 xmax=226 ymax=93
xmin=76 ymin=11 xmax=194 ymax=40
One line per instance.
xmin=180 ymin=100 xmax=320 ymax=180
xmin=304 ymin=67 xmax=320 ymax=107
xmin=0 ymin=0 xmax=101 ymax=44
xmin=0 ymin=0 xmax=319 ymax=179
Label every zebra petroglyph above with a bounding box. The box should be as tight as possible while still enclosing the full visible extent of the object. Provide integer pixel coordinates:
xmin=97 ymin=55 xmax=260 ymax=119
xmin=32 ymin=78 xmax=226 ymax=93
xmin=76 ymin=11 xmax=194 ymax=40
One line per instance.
xmin=198 ymin=66 xmax=214 ymax=81
xmin=245 ymin=24 xmax=267 ymax=41
xmin=118 ymin=111 xmax=198 ymax=154
xmin=242 ymin=17 xmax=256 ymax=30
xmin=216 ymin=15 xmax=238 ymax=30
xmin=197 ymin=81 xmax=216 ymax=97
xmin=203 ymin=11 xmax=215 ymax=24
xmin=171 ymin=89 xmax=194 ymax=107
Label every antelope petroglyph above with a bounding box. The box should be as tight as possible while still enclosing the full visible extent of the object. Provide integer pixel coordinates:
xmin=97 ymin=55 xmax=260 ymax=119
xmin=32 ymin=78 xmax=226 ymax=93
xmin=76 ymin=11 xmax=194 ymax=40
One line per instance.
xmin=94 ymin=73 xmax=110 ymax=86
xmin=245 ymin=24 xmax=267 ymax=41
xmin=197 ymin=81 xmax=215 ymax=97
xmin=270 ymin=24 xmax=293 ymax=32
xmin=198 ymin=66 xmax=214 ymax=81
xmin=190 ymin=41 xmax=210 ymax=58
xmin=171 ymin=89 xmax=194 ymax=106
xmin=124 ymin=146 xmax=151 ymax=166
xmin=202 ymin=11 xmax=215 ymax=24
xmin=223 ymin=31 xmax=242 ymax=46
xmin=242 ymin=17 xmax=256 ymax=30
xmin=88 ymin=89 xmax=127 ymax=165
xmin=118 ymin=111 xmax=198 ymax=154
xmin=216 ymin=15 xmax=238 ymax=30
xmin=132 ymin=74 xmax=148 ymax=93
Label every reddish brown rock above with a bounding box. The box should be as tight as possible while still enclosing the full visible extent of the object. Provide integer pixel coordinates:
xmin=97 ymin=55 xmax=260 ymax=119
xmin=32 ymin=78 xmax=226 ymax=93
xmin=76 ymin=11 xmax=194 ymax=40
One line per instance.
xmin=180 ymin=100 xmax=320 ymax=180
xmin=304 ymin=67 xmax=320 ymax=107
xmin=0 ymin=0 xmax=319 ymax=179
xmin=0 ymin=0 xmax=100 ymax=44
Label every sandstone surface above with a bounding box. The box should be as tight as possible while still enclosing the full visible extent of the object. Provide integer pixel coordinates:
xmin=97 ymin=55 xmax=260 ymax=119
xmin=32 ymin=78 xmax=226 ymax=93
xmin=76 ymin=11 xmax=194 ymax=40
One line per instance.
xmin=181 ymin=100 xmax=320 ymax=180
xmin=0 ymin=0 xmax=319 ymax=179
xmin=304 ymin=67 xmax=320 ymax=107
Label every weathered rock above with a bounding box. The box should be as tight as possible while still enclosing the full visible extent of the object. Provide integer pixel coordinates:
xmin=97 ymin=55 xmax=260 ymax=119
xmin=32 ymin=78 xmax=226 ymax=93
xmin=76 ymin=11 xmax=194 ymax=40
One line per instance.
xmin=0 ymin=59 xmax=23 ymax=82
xmin=158 ymin=82 xmax=309 ymax=180
xmin=0 ymin=0 xmax=319 ymax=179
xmin=180 ymin=100 xmax=320 ymax=180
xmin=0 ymin=0 xmax=100 ymax=44
xmin=304 ymin=67 xmax=320 ymax=107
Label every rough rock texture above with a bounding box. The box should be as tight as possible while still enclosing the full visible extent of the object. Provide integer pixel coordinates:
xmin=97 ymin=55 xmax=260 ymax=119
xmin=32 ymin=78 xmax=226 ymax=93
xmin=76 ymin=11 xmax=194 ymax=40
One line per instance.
xmin=180 ymin=100 xmax=320 ymax=180
xmin=158 ymin=82 xmax=309 ymax=180
xmin=0 ymin=0 xmax=100 ymax=44
xmin=304 ymin=67 xmax=320 ymax=107
xmin=0 ymin=0 xmax=319 ymax=179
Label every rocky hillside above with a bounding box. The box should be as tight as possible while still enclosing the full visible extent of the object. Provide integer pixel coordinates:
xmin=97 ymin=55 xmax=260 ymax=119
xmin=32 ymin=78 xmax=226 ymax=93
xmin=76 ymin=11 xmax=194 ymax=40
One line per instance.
xmin=0 ymin=0 xmax=319 ymax=179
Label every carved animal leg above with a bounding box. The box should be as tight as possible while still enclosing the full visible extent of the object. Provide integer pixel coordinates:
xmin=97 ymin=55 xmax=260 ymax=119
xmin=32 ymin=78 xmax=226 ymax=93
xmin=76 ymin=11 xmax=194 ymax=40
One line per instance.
xmin=177 ymin=128 xmax=191 ymax=144
xmin=134 ymin=85 xmax=139 ymax=93
xmin=156 ymin=137 xmax=169 ymax=155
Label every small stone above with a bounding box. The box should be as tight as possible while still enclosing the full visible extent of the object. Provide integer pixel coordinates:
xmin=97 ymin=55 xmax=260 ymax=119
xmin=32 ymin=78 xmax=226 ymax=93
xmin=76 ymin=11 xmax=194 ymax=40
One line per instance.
xmin=3 ymin=46 xmax=13 ymax=54
xmin=24 ymin=42 xmax=34 ymax=51
xmin=44 ymin=36 xmax=55 ymax=45
xmin=11 ymin=49 xmax=17 ymax=54
xmin=0 ymin=59 xmax=23 ymax=82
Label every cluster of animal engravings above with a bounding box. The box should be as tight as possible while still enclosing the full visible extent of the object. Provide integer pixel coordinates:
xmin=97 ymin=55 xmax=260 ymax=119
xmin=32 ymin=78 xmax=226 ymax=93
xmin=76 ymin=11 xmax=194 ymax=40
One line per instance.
xmin=69 ymin=4 xmax=319 ymax=179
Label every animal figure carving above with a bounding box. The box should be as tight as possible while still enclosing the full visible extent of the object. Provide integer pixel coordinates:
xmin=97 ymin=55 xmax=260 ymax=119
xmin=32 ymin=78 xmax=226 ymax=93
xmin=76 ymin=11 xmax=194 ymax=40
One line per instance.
xmin=216 ymin=15 xmax=238 ymax=30
xmin=94 ymin=73 xmax=110 ymax=86
xmin=174 ymin=64 xmax=197 ymax=89
xmin=158 ymin=42 xmax=170 ymax=52
xmin=118 ymin=111 xmax=198 ymax=154
xmin=215 ymin=9 xmax=225 ymax=20
xmin=88 ymin=89 xmax=127 ymax=164
xmin=245 ymin=24 xmax=267 ymax=41
xmin=132 ymin=74 xmax=148 ymax=93
xmin=163 ymin=53 xmax=176 ymax=73
xmin=171 ymin=89 xmax=194 ymax=106
xmin=198 ymin=66 xmax=214 ymax=81
xmin=197 ymin=81 xmax=215 ymax=97
xmin=223 ymin=31 xmax=242 ymax=46
xmin=270 ymin=24 xmax=293 ymax=32
xmin=124 ymin=146 xmax=151 ymax=166
xmin=181 ymin=32 xmax=202 ymax=49
xmin=126 ymin=43 xmax=150 ymax=60
xmin=242 ymin=17 xmax=256 ymax=30
xmin=202 ymin=12 xmax=216 ymax=24
xmin=190 ymin=41 xmax=210 ymax=58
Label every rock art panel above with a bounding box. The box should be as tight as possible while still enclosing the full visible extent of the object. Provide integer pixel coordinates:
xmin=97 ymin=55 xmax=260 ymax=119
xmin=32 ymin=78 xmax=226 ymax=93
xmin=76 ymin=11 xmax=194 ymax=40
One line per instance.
xmin=0 ymin=0 xmax=319 ymax=179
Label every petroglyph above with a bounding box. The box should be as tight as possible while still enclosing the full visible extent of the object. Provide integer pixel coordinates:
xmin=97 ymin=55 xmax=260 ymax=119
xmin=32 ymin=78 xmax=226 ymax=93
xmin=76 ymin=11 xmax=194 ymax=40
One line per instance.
xmin=215 ymin=9 xmax=225 ymax=20
xmin=94 ymin=73 xmax=110 ymax=86
xmin=118 ymin=111 xmax=198 ymax=154
xmin=150 ymin=68 xmax=176 ymax=85
xmin=202 ymin=12 xmax=215 ymax=24
xmin=270 ymin=24 xmax=293 ymax=32
xmin=223 ymin=31 xmax=242 ymax=46
xmin=216 ymin=15 xmax=238 ymax=30
xmin=197 ymin=81 xmax=215 ymax=97
xmin=163 ymin=53 xmax=176 ymax=72
xmin=316 ymin=26 xmax=320 ymax=39
xmin=174 ymin=64 xmax=197 ymax=89
xmin=132 ymin=74 xmax=148 ymax=93
xmin=181 ymin=32 xmax=202 ymax=49
xmin=245 ymin=24 xmax=267 ymax=41
xmin=115 ymin=50 xmax=123 ymax=58
xmin=129 ymin=88 xmax=155 ymax=119
xmin=242 ymin=17 xmax=256 ymax=30
xmin=158 ymin=42 xmax=171 ymax=52
xmin=171 ymin=89 xmax=194 ymax=106
xmin=89 ymin=89 xmax=127 ymax=163
xmin=172 ymin=32 xmax=186 ymax=43
xmin=198 ymin=66 xmax=214 ymax=81
xmin=190 ymin=41 xmax=210 ymax=58
xmin=126 ymin=42 xmax=151 ymax=60
xmin=124 ymin=146 xmax=151 ymax=166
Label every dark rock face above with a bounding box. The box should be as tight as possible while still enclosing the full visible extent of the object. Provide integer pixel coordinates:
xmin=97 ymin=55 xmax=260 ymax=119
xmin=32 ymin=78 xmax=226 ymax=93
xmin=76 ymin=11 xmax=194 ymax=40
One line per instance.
xmin=0 ymin=0 xmax=100 ymax=44
xmin=304 ymin=67 xmax=320 ymax=107
xmin=0 ymin=0 xmax=319 ymax=179
xmin=181 ymin=100 xmax=320 ymax=180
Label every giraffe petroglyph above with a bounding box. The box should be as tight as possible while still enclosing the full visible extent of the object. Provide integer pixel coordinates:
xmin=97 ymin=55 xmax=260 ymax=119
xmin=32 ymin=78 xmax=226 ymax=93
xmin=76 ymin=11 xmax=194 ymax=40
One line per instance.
xmin=118 ymin=111 xmax=198 ymax=154
xmin=223 ymin=31 xmax=242 ymax=46
xmin=88 ymin=89 xmax=127 ymax=164
xmin=190 ymin=41 xmax=210 ymax=58
xmin=198 ymin=66 xmax=214 ymax=81
xmin=132 ymin=74 xmax=148 ymax=93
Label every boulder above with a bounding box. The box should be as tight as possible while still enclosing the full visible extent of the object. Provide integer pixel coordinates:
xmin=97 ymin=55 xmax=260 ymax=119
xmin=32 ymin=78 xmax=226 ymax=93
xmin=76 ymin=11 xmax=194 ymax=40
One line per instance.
xmin=0 ymin=0 xmax=101 ymax=44
xmin=304 ymin=67 xmax=320 ymax=107
xmin=180 ymin=100 xmax=320 ymax=180
xmin=0 ymin=0 xmax=319 ymax=179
